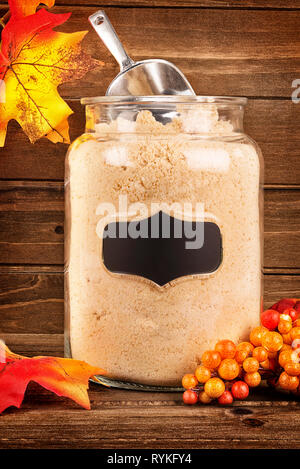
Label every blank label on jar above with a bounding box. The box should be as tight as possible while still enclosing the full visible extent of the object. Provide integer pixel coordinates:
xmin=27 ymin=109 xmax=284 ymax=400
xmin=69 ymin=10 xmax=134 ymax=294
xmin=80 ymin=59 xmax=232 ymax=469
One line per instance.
xmin=102 ymin=211 xmax=222 ymax=287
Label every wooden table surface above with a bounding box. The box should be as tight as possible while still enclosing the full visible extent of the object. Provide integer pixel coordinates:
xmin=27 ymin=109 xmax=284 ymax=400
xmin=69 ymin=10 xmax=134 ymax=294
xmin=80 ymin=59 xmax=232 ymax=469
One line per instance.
xmin=2 ymin=383 xmax=300 ymax=450
xmin=1 ymin=334 xmax=300 ymax=450
xmin=1 ymin=0 xmax=300 ymax=450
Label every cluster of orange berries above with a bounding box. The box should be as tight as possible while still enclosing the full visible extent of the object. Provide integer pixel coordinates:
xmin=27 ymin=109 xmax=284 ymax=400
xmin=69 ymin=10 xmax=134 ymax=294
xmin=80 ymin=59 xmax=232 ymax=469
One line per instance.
xmin=182 ymin=298 xmax=300 ymax=405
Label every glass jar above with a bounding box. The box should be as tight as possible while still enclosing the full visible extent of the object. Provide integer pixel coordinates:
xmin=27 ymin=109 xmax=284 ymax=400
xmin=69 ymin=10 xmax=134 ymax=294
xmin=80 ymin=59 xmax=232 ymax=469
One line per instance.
xmin=65 ymin=96 xmax=263 ymax=390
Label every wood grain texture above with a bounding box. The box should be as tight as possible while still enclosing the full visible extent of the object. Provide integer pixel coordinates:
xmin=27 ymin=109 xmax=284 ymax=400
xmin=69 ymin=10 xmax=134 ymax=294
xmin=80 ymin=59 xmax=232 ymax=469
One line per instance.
xmin=0 ymin=271 xmax=299 ymax=335
xmin=58 ymin=7 xmax=300 ymax=99
xmin=0 ymin=335 xmax=300 ymax=450
xmin=0 ymin=377 xmax=299 ymax=449
xmin=0 ymin=273 xmax=63 ymax=334
xmin=264 ymin=189 xmax=300 ymax=269
xmin=0 ymin=182 xmax=299 ymax=267
xmin=2 ymin=333 xmax=64 ymax=356
xmin=1 ymin=99 xmax=300 ymax=185
xmin=1 ymin=6 xmax=299 ymax=98
xmin=264 ymin=274 xmax=300 ymax=304
xmin=0 ymin=182 xmax=64 ymax=264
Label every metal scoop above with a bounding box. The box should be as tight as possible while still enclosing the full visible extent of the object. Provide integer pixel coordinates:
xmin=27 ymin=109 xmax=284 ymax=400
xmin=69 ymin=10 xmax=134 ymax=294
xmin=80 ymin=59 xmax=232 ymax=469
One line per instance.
xmin=88 ymin=10 xmax=195 ymax=96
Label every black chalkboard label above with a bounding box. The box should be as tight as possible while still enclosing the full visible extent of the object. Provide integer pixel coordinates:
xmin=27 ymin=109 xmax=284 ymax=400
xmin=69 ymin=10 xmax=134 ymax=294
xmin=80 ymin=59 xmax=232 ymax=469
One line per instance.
xmin=102 ymin=211 xmax=222 ymax=287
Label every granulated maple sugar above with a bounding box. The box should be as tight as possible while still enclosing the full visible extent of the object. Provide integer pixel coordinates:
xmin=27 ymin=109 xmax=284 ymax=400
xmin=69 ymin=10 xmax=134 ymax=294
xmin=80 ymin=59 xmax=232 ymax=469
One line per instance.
xmin=65 ymin=105 xmax=261 ymax=386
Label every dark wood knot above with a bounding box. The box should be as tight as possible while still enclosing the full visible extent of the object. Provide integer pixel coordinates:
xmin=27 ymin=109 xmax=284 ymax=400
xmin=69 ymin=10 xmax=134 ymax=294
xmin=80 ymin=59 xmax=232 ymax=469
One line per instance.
xmin=55 ymin=225 xmax=64 ymax=234
xmin=231 ymin=407 xmax=253 ymax=415
xmin=242 ymin=418 xmax=265 ymax=427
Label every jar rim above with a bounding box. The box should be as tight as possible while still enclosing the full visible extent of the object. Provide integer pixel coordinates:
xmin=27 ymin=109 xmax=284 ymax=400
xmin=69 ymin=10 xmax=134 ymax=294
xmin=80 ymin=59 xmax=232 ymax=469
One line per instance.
xmin=81 ymin=95 xmax=247 ymax=106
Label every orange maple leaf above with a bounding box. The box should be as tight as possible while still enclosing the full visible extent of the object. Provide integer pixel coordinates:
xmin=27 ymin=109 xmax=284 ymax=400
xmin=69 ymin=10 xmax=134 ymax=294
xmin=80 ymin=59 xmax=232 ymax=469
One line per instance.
xmin=9 ymin=0 xmax=55 ymax=18
xmin=0 ymin=341 xmax=107 ymax=413
xmin=0 ymin=0 xmax=101 ymax=146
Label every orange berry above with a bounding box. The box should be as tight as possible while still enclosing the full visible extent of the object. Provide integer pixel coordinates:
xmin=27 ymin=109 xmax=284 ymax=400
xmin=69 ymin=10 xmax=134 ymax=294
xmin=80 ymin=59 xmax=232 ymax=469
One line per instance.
xmin=198 ymin=391 xmax=212 ymax=404
xmin=236 ymin=342 xmax=254 ymax=356
xmin=218 ymin=359 xmax=240 ymax=381
xmin=250 ymin=326 xmax=268 ymax=346
xmin=182 ymin=374 xmax=198 ymax=389
xmin=281 ymin=344 xmax=292 ymax=353
xmin=195 ymin=365 xmax=211 ymax=383
xmin=262 ymin=331 xmax=283 ymax=352
xmin=201 ymin=350 xmax=222 ymax=370
xmin=252 ymin=346 xmax=268 ymax=363
xmin=278 ymin=322 xmax=292 ymax=335
xmin=282 ymin=332 xmax=293 ymax=345
xmin=278 ymin=371 xmax=290 ymax=389
xmin=284 ymin=361 xmax=300 ymax=376
xmin=279 ymin=371 xmax=299 ymax=391
xmin=290 ymin=377 xmax=300 ymax=391
xmin=244 ymin=371 xmax=261 ymax=387
xmin=278 ymin=315 xmax=292 ymax=334
xmin=291 ymin=327 xmax=300 ymax=341
xmin=204 ymin=377 xmax=225 ymax=399
xmin=243 ymin=357 xmax=260 ymax=373
xmin=268 ymin=350 xmax=278 ymax=359
xmin=294 ymin=319 xmax=300 ymax=328
xmin=260 ymin=359 xmax=270 ymax=369
xmin=235 ymin=349 xmax=248 ymax=363
xmin=215 ymin=340 xmax=236 ymax=359
xmin=279 ymin=349 xmax=293 ymax=367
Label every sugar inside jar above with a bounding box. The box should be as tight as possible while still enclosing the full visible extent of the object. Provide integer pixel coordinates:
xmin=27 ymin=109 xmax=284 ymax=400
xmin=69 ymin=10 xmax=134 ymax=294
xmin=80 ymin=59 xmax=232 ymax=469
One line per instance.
xmin=65 ymin=96 xmax=263 ymax=389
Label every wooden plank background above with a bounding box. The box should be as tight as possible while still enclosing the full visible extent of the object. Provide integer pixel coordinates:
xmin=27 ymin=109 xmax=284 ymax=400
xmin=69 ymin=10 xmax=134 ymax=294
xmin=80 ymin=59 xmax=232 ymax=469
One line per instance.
xmin=0 ymin=0 xmax=300 ymax=349
xmin=0 ymin=383 xmax=299 ymax=450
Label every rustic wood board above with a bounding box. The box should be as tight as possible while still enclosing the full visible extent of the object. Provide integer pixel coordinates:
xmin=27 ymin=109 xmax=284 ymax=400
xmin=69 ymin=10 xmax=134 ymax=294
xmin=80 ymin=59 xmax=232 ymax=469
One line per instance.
xmin=2 ymin=333 xmax=64 ymax=356
xmin=1 ymin=6 xmax=300 ymax=99
xmin=0 ymin=334 xmax=299 ymax=450
xmin=0 ymin=379 xmax=299 ymax=449
xmin=55 ymin=7 xmax=300 ymax=99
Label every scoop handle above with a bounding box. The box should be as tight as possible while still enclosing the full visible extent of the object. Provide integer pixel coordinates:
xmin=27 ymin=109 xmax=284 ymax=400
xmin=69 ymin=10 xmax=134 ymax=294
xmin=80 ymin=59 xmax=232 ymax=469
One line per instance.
xmin=88 ymin=10 xmax=134 ymax=72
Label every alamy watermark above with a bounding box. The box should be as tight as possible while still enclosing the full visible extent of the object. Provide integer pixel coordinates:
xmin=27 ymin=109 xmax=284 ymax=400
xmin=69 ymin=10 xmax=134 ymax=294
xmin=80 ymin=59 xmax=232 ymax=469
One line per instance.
xmin=291 ymin=79 xmax=300 ymax=104
xmin=95 ymin=195 xmax=205 ymax=250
